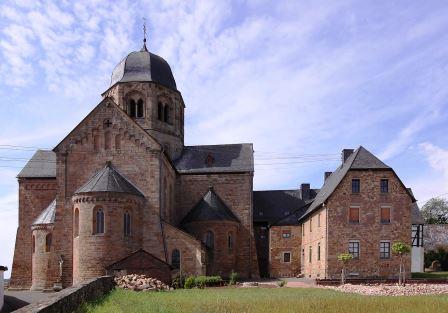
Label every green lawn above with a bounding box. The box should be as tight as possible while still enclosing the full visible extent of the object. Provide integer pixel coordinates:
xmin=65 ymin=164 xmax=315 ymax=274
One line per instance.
xmin=78 ymin=287 xmax=448 ymax=313
xmin=412 ymin=272 xmax=448 ymax=278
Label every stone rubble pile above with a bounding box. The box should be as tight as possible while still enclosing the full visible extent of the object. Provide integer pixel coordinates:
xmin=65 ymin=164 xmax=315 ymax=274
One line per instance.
xmin=115 ymin=274 xmax=172 ymax=292
xmin=326 ymin=283 xmax=448 ymax=296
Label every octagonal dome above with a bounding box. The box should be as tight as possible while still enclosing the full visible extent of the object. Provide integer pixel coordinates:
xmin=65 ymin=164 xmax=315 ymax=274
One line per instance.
xmin=111 ymin=45 xmax=177 ymax=91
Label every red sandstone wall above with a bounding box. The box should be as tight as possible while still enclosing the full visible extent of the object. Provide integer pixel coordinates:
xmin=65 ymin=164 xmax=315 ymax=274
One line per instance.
xmin=325 ymin=170 xmax=412 ymax=279
xmin=178 ymin=173 xmax=259 ymax=278
xmin=301 ymin=208 xmax=327 ymax=278
xmin=31 ymin=227 xmax=53 ymax=290
xmin=10 ymin=179 xmax=57 ymax=289
xmin=269 ymin=226 xmax=301 ymax=278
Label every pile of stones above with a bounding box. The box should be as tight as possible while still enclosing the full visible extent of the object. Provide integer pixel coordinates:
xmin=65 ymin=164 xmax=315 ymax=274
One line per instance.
xmin=326 ymin=283 xmax=448 ymax=296
xmin=115 ymin=274 xmax=172 ymax=292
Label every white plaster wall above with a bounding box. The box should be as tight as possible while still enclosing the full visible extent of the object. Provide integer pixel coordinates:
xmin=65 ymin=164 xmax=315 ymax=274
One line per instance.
xmin=411 ymin=246 xmax=424 ymax=273
xmin=0 ymin=270 xmax=4 ymax=311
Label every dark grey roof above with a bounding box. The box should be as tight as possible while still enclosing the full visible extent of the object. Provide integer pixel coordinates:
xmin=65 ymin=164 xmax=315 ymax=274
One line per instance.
xmin=111 ymin=46 xmax=177 ymax=90
xmin=32 ymin=199 xmax=56 ymax=225
xmin=411 ymin=202 xmax=424 ymax=224
xmin=74 ymin=162 xmax=144 ymax=196
xmin=253 ymin=189 xmax=318 ymax=225
xmin=181 ymin=187 xmax=239 ymax=225
xmin=299 ymin=146 xmax=394 ymax=222
xmin=17 ymin=150 xmax=56 ymax=178
xmin=174 ymin=144 xmax=254 ymax=174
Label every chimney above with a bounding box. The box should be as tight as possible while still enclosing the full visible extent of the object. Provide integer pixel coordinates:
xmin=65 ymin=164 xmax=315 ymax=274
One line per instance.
xmin=342 ymin=149 xmax=354 ymax=163
xmin=324 ymin=171 xmax=332 ymax=181
xmin=301 ymin=183 xmax=310 ymax=201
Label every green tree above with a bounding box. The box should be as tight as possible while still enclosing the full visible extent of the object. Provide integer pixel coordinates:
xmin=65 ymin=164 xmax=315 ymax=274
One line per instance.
xmin=337 ymin=253 xmax=353 ymax=285
xmin=392 ymin=242 xmax=411 ymax=286
xmin=421 ymin=198 xmax=448 ymax=224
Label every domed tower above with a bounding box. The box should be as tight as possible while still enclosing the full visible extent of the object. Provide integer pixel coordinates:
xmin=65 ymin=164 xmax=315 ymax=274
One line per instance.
xmin=102 ymin=40 xmax=185 ymax=160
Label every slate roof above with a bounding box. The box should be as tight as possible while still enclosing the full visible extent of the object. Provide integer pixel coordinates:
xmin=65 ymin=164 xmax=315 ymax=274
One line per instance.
xmin=32 ymin=199 xmax=56 ymax=225
xmin=174 ymin=144 xmax=254 ymax=174
xmin=411 ymin=203 xmax=424 ymax=224
xmin=74 ymin=162 xmax=144 ymax=196
xmin=17 ymin=150 xmax=56 ymax=178
xmin=181 ymin=187 xmax=239 ymax=225
xmin=298 ymin=146 xmax=413 ymax=222
xmin=111 ymin=46 xmax=177 ymax=91
xmin=253 ymin=189 xmax=318 ymax=225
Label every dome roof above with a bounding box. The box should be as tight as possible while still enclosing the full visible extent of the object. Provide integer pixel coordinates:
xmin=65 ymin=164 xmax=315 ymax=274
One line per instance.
xmin=111 ymin=45 xmax=177 ymax=90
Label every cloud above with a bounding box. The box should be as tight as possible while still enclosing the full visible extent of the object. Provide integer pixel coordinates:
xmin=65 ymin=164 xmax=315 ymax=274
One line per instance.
xmin=419 ymin=143 xmax=448 ymax=193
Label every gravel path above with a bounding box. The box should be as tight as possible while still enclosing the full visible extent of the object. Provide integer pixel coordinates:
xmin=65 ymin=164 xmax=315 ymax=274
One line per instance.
xmin=325 ymin=283 xmax=448 ymax=296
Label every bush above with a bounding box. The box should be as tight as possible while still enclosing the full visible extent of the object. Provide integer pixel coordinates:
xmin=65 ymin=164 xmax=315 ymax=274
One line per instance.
xmin=277 ymin=280 xmax=286 ymax=287
xmin=229 ymin=271 xmax=239 ymax=285
xmin=184 ymin=276 xmax=195 ymax=289
xmin=425 ymin=245 xmax=448 ymax=271
xmin=172 ymin=276 xmax=185 ymax=289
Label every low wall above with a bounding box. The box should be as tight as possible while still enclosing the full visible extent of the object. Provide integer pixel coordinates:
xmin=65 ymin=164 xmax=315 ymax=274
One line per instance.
xmin=15 ymin=276 xmax=115 ymax=313
xmin=424 ymin=224 xmax=448 ymax=251
xmin=316 ymin=278 xmax=448 ymax=286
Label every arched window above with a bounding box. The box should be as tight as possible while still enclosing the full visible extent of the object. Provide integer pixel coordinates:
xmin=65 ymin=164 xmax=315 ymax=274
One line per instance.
xmin=171 ymin=249 xmax=180 ymax=269
xmin=104 ymin=131 xmax=111 ymax=150
xmin=74 ymin=208 xmax=79 ymax=238
xmin=115 ymin=134 xmax=121 ymax=150
xmin=137 ymin=99 xmax=144 ymax=117
xmin=45 ymin=233 xmax=52 ymax=252
xmin=203 ymin=231 xmax=214 ymax=249
xmin=228 ymin=232 xmax=233 ymax=252
xmin=164 ymin=105 xmax=170 ymax=123
xmin=32 ymin=235 xmax=35 ymax=254
xmin=158 ymin=102 xmax=163 ymax=121
xmin=93 ymin=207 xmax=105 ymax=234
xmin=129 ymin=99 xmax=136 ymax=117
xmin=123 ymin=210 xmax=131 ymax=237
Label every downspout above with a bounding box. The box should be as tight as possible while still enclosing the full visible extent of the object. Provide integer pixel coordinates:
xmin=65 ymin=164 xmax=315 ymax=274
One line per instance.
xmin=159 ymin=149 xmax=169 ymax=263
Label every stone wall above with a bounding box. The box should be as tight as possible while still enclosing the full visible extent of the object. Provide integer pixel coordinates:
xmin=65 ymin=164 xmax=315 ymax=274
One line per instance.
xmin=325 ymin=170 xmax=412 ymax=279
xmin=15 ymin=276 xmax=115 ymax=313
xmin=10 ymin=179 xmax=57 ymax=289
xmin=31 ymin=226 xmax=54 ymax=290
xmin=269 ymin=226 xmax=301 ymax=277
xmin=0 ymin=267 xmax=5 ymax=311
xmin=424 ymin=224 xmax=448 ymax=251
xmin=301 ymin=207 xmax=327 ymax=278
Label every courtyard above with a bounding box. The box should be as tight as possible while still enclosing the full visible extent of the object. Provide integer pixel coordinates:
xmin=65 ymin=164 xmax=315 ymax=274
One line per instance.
xmin=77 ymin=287 xmax=448 ymax=313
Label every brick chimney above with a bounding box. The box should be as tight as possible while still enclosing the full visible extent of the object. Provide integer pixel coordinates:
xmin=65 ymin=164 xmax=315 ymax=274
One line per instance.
xmin=324 ymin=171 xmax=332 ymax=181
xmin=301 ymin=183 xmax=310 ymax=201
xmin=342 ymin=149 xmax=354 ymax=163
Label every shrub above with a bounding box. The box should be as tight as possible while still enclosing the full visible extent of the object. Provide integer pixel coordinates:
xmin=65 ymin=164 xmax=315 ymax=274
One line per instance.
xmin=184 ymin=276 xmax=195 ymax=289
xmin=172 ymin=276 xmax=185 ymax=289
xmin=425 ymin=245 xmax=448 ymax=271
xmin=229 ymin=271 xmax=239 ymax=285
xmin=277 ymin=280 xmax=286 ymax=287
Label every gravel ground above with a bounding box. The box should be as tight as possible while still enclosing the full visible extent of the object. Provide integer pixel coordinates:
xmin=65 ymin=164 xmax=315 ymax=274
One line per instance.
xmin=325 ymin=283 xmax=448 ymax=296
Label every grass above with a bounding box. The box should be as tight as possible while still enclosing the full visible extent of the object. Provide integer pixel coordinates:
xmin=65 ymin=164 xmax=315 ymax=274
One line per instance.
xmin=412 ymin=271 xmax=448 ymax=279
xmin=77 ymin=287 xmax=448 ymax=313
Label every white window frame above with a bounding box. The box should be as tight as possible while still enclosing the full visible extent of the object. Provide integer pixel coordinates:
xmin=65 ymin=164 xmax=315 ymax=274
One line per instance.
xmin=348 ymin=240 xmax=360 ymax=259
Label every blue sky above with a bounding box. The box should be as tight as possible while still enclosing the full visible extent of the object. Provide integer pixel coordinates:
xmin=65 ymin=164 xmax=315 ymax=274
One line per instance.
xmin=1 ymin=0 xmax=448 ymax=277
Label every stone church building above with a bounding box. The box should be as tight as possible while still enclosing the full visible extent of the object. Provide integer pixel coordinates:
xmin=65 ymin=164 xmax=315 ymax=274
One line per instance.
xmin=10 ymin=40 xmax=423 ymax=290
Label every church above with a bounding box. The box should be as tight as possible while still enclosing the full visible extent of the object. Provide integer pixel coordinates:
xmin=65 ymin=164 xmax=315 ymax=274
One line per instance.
xmin=9 ymin=37 xmax=423 ymax=291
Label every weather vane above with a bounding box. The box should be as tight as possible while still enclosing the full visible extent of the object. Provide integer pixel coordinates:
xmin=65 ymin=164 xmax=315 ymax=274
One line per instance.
xmin=142 ymin=17 xmax=148 ymax=51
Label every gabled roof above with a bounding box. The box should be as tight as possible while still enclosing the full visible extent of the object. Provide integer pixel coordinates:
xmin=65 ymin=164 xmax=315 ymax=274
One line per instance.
xmin=174 ymin=144 xmax=253 ymax=174
xmin=181 ymin=187 xmax=239 ymax=225
xmin=32 ymin=199 xmax=56 ymax=225
xmin=253 ymin=189 xmax=318 ymax=225
xmin=298 ymin=146 xmax=414 ymax=222
xmin=17 ymin=150 xmax=56 ymax=178
xmin=74 ymin=162 xmax=144 ymax=196
xmin=105 ymin=249 xmax=171 ymax=270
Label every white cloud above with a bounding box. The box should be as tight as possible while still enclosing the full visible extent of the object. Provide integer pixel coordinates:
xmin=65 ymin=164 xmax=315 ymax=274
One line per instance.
xmin=419 ymin=143 xmax=448 ymax=192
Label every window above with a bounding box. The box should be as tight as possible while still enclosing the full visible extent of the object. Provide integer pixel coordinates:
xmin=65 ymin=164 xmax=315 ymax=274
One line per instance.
xmin=349 ymin=207 xmax=360 ymax=223
xmin=348 ymin=241 xmax=360 ymax=259
xmin=94 ymin=207 xmax=105 ymax=234
xmin=318 ymin=213 xmax=321 ymax=227
xmin=32 ymin=235 xmax=35 ymax=254
xmin=282 ymin=230 xmax=291 ymax=239
xmin=412 ymin=224 xmax=424 ymax=247
xmin=158 ymin=102 xmax=163 ymax=121
xmin=137 ymin=99 xmax=144 ymax=117
xmin=74 ymin=208 xmax=79 ymax=238
xmin=302 ymin=224 xmax=305 ymax=237
xmin=164 ymin=105 xmax=170 ymax=123
xmin=309 ymin=218 xmax=312 ymax=232
xmin=283 ymin=252 xmax=291 ymax=263
xmin=260 ymin=227 xmax=267 ymax=239
xmin=228 ymin=232 xmax=233 ymax=251
xmin=380 ymin=241 xmax=390 ymax=259
xmin=171 ymin=249 xmax=180 ymax=269
xmin=317 ymin=243 xmax=321 ymax=261
xmin=45 ymin=233 xmax=52 ymax=252
xmin=104 ymin=131 xmax=111 ymax=150
xmin=123 ymin=211 xmax=131 ymax=237
xmin=115 ymin=134 xmax=121 ymax=150
xmin=203 ymin=231 xmax=214 ymax=249
xmin=309 ymin=246 xmax=312 ymax=263
xmin=352 ymin=179 xmax=360 ymax=193
xmin=301 ymin=249 xmax=305 ymax=262
xmin=380 ymin=179 xmax=389 ymax=193
xmin=380 ymin=207 xmax=391 ymax=224
xmin=129 ymin=99 xmax=136 ymax=117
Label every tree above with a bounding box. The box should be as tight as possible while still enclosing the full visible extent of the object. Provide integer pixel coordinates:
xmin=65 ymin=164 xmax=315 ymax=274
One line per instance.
xmin=337 ymin=253 xmax=353 ymax=285
xmin=421 ymin=198 xmax=448 ymax=224
xmin=392 ymin=242 xmax=411 ymax=286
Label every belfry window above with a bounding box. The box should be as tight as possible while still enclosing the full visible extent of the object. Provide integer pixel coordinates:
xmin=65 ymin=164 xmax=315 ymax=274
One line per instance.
xmin=158 ymin=102 xmax=163 ymax=121
xmin=129 ymin=99 xmax=136 ymax=117
xmin=94 ymin=207 xmax=105 ymax=234
xmin=137 ymin=99 xmax=144 ymax=117
xmin=164 ymin=104 xmax=170 ymax=123
xmin=129 ymin=98 xmax=144 ymax=118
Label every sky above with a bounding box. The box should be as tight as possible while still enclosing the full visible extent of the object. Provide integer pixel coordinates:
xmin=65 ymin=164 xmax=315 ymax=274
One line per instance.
xmin=1 ymin=0 xmax=448 ymax=278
